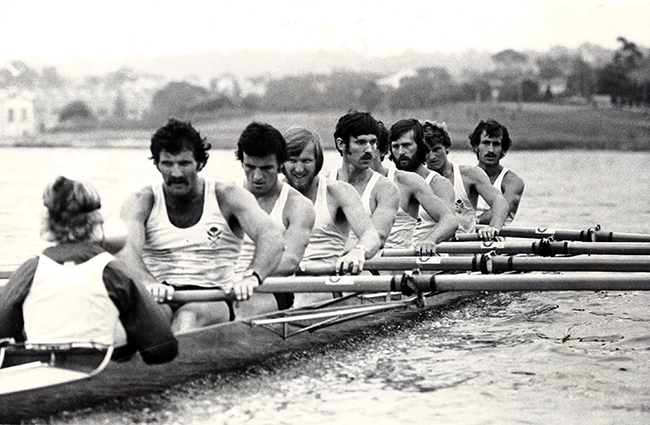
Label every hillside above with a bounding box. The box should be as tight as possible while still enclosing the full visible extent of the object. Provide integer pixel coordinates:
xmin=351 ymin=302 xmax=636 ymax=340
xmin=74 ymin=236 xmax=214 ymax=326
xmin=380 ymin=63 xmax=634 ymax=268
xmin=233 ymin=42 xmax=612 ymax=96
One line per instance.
xmin=4 ymin=102 xmax=648 ymax=151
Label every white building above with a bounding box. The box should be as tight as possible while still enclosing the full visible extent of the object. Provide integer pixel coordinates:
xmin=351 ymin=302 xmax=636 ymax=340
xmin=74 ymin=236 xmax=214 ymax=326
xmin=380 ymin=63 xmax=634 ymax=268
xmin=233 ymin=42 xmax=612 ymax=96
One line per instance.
xmin=0 ymin=90 xmax=34 ymax=137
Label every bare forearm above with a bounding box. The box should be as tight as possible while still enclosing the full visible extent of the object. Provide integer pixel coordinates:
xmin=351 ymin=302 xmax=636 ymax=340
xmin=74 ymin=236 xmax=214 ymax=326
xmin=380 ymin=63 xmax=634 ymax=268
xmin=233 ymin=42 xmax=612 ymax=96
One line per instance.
xmin=488 ymin=197 xmax=510 ymax=230
xmin=272 ymin=253 xmax=302 ymax=277
xmin=477 ymin=210 xmax=492 ymax=225
xmin=423 ymin=214 xmax=458 ymax=244
xmin=247 ymin=230 xmax=285 ymax=280
xmin=117 ymin=245 xmax=158 ymax=286
xmin=358 ymin=229 xmax=381 ymax=259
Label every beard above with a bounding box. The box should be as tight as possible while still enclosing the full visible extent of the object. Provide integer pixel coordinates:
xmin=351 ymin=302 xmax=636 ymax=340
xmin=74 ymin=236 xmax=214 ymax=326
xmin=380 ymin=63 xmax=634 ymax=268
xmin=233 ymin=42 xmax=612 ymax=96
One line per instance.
xmin=394 ymin=154 xmax=419 ymax=172
xmin=286 ymin=172 xmax=315 ymax=194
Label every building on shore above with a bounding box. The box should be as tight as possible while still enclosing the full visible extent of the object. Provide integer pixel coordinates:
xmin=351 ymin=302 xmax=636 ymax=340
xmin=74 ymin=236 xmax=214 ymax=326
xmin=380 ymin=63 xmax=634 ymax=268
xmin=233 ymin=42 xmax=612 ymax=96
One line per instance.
xmin=0 ymin=89 xmax=35 ymax=137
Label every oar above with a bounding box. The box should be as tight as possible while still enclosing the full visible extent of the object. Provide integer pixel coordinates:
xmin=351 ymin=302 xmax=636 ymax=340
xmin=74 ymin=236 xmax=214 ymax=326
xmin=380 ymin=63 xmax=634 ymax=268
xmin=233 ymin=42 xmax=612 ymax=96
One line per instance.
xmin=383 ymin=240 xmax=650 ymax=257
xmin=300 ymin=254 xmax=650 ymax=275
xmin=491 ymin=255 xmax=650 ymax=273
xmin=169 ymin=272 xmax=650 ymax=302
xmin=299 ymin=255 xmax=485 ymax=275
xmin=455 ymin=225 xmax=650 ymax=243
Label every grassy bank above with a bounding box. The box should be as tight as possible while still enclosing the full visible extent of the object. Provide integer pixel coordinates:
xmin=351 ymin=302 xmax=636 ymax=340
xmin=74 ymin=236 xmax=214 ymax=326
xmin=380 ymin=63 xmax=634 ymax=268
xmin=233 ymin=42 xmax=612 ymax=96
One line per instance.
xmin=2 ymin=102 xmax=649 ymax=150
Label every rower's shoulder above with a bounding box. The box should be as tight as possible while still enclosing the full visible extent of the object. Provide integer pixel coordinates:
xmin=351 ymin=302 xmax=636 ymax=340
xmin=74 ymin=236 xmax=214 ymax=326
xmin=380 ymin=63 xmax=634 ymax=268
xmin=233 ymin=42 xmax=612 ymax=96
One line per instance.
xmin=325 ymin=178 xmax=358 ymax=202
xmin=122 ymin=185 xmax=154 ymax=218
xmin=374 ymin=172 xmax=399 ymax=193
xmin=503 ymin=169 xmax=525 ymax=190
xmin=460 ymin=164 xmax=490 ymax=182
xmin=213 ymin=179 xmax=258 ymax=211
xmin=285 ymin=185 xmax=316 ymax=214
xmin=395 ymin=169 xmax=425 ymax=183
xmin=395 ymin=169 xmax=428 ymax=189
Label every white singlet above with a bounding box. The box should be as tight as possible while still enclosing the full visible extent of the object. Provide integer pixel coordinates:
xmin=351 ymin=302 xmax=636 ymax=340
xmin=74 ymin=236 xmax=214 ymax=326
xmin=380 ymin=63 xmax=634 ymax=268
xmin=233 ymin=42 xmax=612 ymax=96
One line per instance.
xmin=384 ymin=167 xmax=416 ymax=249
xmin=23 ymin=252 xmax=127 ymax=346
xmin=300 ymin=177 xmax=349 ymax=268
xmin=143 ymin=179 xmax=243 ymax=288
xmin=452 ymin=163 xmax=476 ymax=234
xmin=476 ymin=167 xmax=514 ymax=225
xmin=234 ymin=178 xmax=290 ymax=275
xmin=413 ymin=171 xmax=438 ymax=244
xmin=329 ymin=169 xmax=381 ymax=251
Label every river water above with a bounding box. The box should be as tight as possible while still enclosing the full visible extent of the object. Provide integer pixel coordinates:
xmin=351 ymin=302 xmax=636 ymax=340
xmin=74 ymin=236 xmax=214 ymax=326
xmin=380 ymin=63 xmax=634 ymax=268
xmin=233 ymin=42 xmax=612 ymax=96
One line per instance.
xmin=2 ymin=147 xmax=650 ymax=424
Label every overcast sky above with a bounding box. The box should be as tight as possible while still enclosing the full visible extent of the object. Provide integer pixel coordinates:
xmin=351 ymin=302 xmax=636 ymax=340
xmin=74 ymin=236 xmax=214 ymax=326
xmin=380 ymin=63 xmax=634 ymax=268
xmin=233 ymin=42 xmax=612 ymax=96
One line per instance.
xmin=1 ymin=1 xmax=649 ymax=64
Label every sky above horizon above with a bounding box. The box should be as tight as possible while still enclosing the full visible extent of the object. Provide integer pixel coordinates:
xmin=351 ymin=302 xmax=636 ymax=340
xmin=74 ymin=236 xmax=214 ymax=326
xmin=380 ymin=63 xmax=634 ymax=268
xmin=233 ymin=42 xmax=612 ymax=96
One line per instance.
xmin=1 ymin=0 xmax=649 ymax=65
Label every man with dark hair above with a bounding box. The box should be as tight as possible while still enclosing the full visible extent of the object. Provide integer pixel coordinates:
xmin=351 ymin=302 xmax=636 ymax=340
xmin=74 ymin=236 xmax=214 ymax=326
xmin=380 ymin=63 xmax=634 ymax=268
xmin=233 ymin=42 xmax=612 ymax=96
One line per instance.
xmin=423 ymin=120 xmax=509 ymax=239
xmin=118 ymin=119 xmax=284 ymax=332
xmin=388 ymin=119 xmax=456 ymax=243
xmin=371 ymin=120 xmax=457 ymax=252
xmin=330 ymin=111 xmax=400 ymax=251
xmin=469 ymin=119 xmax=524 ymax=225
xmin=233 ymin=122 xmax=315 ymax=313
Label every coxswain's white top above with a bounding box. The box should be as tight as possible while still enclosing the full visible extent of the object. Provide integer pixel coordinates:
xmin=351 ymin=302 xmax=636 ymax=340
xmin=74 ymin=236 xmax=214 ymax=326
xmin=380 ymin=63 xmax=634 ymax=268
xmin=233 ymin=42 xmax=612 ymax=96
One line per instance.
xmin=300 ymin=176 xmax=349 ymax=268
xmin=476 ymin=167 xmax=514 ymax=225
xmin=23 ymin=252 xmax=127 ymax=346
xmin=234 ymin=178 xmax=290 ymax=275
xmin=413 ymin=171 xmax=438 ymax=244
xmin=143 ymin=179 xmax=243 ymax=288
xmin=452 ymin=162 xmax=476 ymax=234
xmin=384 ymin=167 xmax=416 ymax=249
xmin=329 ymin=168 xmax=381 ymax=251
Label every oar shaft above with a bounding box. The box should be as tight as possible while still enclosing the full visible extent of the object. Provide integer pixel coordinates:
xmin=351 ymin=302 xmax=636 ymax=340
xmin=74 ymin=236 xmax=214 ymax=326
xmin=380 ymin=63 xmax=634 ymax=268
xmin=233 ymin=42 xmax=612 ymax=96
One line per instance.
xmin=468 ymin=226 xmax=650 ymax=243
xmin=384 ymin=241 xmax=650 ymax=257
xmin=421 ymin=272 xmax=650 ymax=292
xmin=170 ymin=272 xmax=650 ymax=301
xmin=299 ymin=256 xmax=484 ymax=275
xmin=491 ymin=255 xmax=650 ymax=272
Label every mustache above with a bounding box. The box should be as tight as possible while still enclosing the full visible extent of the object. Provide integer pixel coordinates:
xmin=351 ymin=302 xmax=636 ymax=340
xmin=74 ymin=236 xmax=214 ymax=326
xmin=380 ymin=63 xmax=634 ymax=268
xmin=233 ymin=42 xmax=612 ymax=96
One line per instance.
xmin=360 ymin=153 xmax=373 ymax=160
xmin=167 ymin=177 xmax=189 ymax=185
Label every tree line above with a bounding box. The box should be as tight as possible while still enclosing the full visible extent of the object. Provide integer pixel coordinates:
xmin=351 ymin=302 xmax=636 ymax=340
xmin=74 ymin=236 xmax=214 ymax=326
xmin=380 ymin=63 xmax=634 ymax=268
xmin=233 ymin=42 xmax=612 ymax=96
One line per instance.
xmin=1 ymin=38 xmax=648 ymax=130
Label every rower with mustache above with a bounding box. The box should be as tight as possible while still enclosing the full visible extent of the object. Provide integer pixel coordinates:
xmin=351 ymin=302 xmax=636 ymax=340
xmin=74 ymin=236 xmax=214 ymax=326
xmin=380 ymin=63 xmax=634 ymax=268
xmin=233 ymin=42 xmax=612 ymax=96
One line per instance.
xmin=328 ymin=111 xmax=400 ymax=253
xmin=471 ymin=119 xmax=525 ymax=226
xmin=423 ymin=120 xmax=510 ymax=240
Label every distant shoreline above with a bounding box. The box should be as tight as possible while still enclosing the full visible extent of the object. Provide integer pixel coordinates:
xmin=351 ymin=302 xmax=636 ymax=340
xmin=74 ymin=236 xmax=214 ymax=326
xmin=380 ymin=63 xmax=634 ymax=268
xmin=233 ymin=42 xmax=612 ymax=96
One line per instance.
xmin=2 ymin=103 xmax=648 ymax=151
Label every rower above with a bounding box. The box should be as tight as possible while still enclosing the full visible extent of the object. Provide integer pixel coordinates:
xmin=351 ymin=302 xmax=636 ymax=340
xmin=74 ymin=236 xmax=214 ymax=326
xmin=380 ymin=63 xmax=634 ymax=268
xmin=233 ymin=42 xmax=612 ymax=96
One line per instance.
xmin=328 ymin=111 xmax=400 ymax=252
xmin=422 ymin=120 xmax=509 ymax=241
xmin=233 ymin=122 xmax=315 ymax=314
xmin=470 ymin=119 xmax=525 ymax=226
xmin=372 ymin=119 xmax=458 ymax=254
xmin=118 ymin=119 xmax=284 ymax=332
xmin=0 ymin=176 xmax=178 ymax=364
xmin=282 ymin=127 xmax=380 ymax=305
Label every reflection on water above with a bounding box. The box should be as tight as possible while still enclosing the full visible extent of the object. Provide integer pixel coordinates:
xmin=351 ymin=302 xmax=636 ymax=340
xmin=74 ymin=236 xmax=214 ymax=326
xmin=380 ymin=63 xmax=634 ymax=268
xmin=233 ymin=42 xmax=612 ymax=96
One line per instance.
xmin=3 ymin=147 xmax=650 ymax=424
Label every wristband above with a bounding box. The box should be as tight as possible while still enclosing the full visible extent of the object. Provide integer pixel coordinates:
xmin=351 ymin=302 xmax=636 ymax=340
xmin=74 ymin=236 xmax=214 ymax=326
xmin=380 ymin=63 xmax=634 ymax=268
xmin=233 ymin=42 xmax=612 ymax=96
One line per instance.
xmin=243 ymin=270 xmax=263 ymax=285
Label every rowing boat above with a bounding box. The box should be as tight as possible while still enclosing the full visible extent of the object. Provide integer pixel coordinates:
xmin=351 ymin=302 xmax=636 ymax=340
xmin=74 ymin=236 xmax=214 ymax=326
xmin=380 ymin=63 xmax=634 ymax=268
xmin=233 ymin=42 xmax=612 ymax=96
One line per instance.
xmin=3 ymin=225 xmax=650 ymax=422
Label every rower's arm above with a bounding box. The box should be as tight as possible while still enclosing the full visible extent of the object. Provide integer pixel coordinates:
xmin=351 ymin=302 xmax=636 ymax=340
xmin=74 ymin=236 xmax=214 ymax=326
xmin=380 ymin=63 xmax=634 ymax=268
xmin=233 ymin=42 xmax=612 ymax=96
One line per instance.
xmin=273 ymin=191 xmax=315 ymax=276
xmin=371 ymin=179 xmax=400 ymax=248
xmin=430 ymin=174 xmax=456 ymax=212
xmin=117 ymin=188 xmax=159 ymax=287
xmin=471 ymin=168 xmax=509 ymax=232
xmin=476 ymin=172 xmax=525 ymax=225
xmin=220 ymin=184 xmax=285 ymax=282
xmin=335 ymin=182 xmax=380 ymax=257
xmin=413 ymin=178 xmax=458 ymax=245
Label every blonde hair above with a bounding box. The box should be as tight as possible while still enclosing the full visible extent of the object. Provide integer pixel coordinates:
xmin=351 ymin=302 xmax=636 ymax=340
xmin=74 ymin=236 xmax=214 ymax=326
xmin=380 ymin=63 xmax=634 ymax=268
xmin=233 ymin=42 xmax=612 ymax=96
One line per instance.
xmin=41 ymin=176 xmax=103 ymax=243
xmin=283 ymin=126 xmax=324 ymax=174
